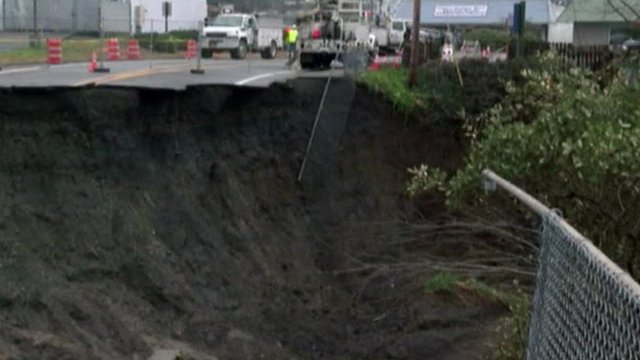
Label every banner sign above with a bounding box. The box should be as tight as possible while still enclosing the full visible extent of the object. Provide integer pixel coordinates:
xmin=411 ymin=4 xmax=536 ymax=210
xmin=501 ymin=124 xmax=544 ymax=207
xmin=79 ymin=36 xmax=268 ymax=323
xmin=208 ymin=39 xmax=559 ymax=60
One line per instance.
xmin=434 ymin=5 xmax=488 ymax=17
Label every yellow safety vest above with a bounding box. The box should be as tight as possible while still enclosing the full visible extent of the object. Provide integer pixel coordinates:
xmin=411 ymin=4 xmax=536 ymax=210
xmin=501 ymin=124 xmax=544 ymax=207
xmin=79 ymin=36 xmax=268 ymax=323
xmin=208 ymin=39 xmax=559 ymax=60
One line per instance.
xmin=288 ymin=29 xmax=298 ymax=44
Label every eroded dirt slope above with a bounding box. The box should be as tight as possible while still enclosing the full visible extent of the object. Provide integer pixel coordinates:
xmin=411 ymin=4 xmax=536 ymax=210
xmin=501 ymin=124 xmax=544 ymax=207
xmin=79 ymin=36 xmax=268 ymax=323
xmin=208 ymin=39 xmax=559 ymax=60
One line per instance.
xmin=0 ymin=81 xmax=500 ymax=360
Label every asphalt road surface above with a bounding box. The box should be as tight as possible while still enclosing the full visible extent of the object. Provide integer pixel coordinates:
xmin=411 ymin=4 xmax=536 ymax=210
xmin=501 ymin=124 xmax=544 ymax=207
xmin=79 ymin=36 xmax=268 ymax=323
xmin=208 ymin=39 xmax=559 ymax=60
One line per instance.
xmin=0 ymin=58 xmax=340 ymax=89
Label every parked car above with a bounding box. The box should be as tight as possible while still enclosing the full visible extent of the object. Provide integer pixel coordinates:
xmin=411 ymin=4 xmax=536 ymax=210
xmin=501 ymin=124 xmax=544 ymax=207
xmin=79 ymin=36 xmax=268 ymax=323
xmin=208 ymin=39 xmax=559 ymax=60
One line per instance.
xmin=621 ymin=38 xmax=640 ymax=52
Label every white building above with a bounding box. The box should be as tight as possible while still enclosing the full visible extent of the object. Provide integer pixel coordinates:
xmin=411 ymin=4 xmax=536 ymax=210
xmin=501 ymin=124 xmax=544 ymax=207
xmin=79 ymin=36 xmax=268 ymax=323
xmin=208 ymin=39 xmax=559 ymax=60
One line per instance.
xmin=546 ymin=1 xmax=573 ymax=43
xmin=129 ymin=0 xmax=207 ymax=33
xmin=1 ymin=0 xmax=206 ymax=34
xmin=554 ymin=0 xmax=640 ymax=45
xmin=3 ymin=0 xmax=108 ymax=32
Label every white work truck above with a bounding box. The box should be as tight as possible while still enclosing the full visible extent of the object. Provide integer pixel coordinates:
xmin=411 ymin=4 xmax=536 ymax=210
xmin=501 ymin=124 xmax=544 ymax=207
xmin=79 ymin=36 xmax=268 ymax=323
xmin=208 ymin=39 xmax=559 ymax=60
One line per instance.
xmin=201 ymin=13 xmax=283 ymax=60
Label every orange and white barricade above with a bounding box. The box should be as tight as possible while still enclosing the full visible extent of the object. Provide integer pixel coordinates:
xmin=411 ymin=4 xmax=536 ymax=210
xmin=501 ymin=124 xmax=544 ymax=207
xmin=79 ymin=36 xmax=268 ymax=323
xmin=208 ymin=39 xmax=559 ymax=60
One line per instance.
xmin=107 ymin=38 xmax=120 ymax=61
xmin=47 ymin=38 xmax=62 ymax=65
xmin=185 ymin=40 xmax=197 ymax=59
xmin=127 ymin=39 xmax=141 ymax=60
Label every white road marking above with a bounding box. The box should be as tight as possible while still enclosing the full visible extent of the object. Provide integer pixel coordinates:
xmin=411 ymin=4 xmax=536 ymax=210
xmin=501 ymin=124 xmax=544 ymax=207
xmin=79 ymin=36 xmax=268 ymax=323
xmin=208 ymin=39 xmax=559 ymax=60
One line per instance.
xmin=0 ymin=66 xmax=41 ymax=75
xmin=48 ymin=63 xmax=91 ymax=69
xmin=234 ymin=70 xmax=293 ymax=86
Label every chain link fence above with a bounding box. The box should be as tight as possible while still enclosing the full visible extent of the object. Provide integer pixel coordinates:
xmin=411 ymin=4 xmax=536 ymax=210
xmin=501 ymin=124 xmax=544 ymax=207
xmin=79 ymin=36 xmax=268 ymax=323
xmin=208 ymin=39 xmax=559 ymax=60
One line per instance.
xmin=341 ymin=46 xmax=372 ymax=76
xmin=528 ymin=213 xmax=640 ymax=360
xmin=482 ymin=170 xmax=640 ymax=360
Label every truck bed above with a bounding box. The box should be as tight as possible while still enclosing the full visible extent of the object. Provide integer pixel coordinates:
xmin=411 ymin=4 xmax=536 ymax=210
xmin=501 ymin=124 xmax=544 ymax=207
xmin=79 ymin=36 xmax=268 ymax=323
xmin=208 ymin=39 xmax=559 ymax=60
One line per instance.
xmin=257 ymin=27 xmax=283 ymax=49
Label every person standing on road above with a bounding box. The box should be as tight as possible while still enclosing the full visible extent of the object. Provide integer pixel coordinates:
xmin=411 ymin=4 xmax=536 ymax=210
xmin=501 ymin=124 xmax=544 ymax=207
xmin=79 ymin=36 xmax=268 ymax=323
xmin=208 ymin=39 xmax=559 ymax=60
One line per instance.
xmin=287 ymin=24 xmax=299 ymax=64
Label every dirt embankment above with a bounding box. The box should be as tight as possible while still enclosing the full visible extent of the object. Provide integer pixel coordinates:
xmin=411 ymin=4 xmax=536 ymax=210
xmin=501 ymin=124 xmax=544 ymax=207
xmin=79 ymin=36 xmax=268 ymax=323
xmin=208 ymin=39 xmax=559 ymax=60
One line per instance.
xmin=0 ymin=81 xmax=500 ymax=360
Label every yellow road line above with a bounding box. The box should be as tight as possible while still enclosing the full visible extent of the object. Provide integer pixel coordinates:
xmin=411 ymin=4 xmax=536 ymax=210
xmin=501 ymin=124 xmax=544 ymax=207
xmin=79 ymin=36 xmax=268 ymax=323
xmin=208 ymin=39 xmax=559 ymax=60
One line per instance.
xmin=72 ymin=63 xmax=190 ymax=87
xmin=72 ymin=62 xmax=245 ymax=87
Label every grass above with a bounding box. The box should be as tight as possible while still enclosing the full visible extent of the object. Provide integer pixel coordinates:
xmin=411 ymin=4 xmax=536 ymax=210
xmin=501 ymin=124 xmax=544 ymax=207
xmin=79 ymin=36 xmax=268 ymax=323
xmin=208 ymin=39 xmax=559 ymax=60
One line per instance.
xmin=423 ymin=273 xmax=530 ymax=360
xmin=0 ymin=39 xmax=102 ymax=66
xmin=357 ymin=66 xmax=464 ymax=121
xmin=0 ymin=36 xmax=195 ymax=66
xmin=424 ymin=272 xmax=461 ymax=294
xmin=358 ymin=68 xmax=426 ymax=117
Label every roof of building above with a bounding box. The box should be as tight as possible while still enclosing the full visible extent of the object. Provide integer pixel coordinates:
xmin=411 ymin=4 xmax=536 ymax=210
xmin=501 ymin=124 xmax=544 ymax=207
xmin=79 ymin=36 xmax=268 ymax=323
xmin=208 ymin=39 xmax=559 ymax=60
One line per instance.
xmin=394 ymin=0 xmax=551 ymax=25
xmin=557 ymin=0 xmax=640 ymax=22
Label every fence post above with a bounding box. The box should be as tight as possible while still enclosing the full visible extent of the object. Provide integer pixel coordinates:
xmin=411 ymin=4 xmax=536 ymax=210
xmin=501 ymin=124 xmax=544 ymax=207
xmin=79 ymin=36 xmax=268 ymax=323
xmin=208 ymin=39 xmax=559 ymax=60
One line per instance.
xmin=95 ymin=4 xmax=110 ymax=73
xmin=482 ymin=169 xmax=640 ymax=360
xmin=149 ymin=19 xmax=154 ymax=69
xmin=191 ymin=21 xmax=205 ymax=75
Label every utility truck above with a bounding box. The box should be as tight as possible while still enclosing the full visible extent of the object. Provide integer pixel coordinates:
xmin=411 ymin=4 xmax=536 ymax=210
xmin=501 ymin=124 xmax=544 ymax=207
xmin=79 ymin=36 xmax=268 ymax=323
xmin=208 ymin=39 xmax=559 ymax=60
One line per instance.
xmin=202 ymin=13 xmax=283 ymax=59
xmin=296 ymin=0 xmax=410 ymax=69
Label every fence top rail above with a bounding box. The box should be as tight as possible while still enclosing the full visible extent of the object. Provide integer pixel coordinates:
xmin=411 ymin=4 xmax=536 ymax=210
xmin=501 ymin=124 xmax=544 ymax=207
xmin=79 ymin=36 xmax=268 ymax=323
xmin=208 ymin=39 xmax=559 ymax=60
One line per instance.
xmin=481 ymin=168 xmax=640 ymax=295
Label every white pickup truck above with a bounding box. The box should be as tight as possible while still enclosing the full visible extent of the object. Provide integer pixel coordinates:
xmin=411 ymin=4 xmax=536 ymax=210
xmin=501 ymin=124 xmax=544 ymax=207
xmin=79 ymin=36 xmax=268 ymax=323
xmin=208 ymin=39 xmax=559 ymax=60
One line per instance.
xmin=201 ymin=13 xmax=283 ymax=60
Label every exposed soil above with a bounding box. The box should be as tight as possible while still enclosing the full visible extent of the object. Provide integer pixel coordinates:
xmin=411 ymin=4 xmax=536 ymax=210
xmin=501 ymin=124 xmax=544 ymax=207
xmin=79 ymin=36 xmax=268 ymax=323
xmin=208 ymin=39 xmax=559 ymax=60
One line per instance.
xmin=0 ymin=80 xmax=504 ymax=360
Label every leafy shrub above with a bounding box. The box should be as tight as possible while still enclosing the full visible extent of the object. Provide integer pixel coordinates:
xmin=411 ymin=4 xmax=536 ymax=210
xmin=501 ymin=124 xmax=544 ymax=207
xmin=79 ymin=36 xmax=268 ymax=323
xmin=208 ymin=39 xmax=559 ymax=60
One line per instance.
xmin=136 ymin=31 xmax=197 ymax=53
xmin=409 ymin=53 xmax=640 ymax=277
xmin=464 ymin=28 xmax=511 ymax=50
xmin=137 ymin=38 xmax=188 ymax=53
xmin=358 ymin=60 xmax=528 ymax=125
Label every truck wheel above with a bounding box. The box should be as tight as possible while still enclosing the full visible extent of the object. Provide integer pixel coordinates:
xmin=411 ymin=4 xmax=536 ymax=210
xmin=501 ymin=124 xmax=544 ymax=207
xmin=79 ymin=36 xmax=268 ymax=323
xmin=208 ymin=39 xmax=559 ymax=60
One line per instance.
xmin=232 ymin=40 xmax=248 ymax=60
xmin=300 ymin=52 xmax=314 ymax=69
xmin=260 ymin=41 xmax=277 ymax=59
xmin=201 ymin=48 xmax=213 ymax=58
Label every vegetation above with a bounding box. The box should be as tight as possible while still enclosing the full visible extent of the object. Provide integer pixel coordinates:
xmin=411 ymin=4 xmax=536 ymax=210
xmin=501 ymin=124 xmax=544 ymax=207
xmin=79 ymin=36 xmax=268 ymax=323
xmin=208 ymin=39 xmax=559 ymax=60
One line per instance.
xmin=136 ymin=30 xmax=198 ymax=53
xmin=0 ymin=39 xmax=101 ymax=65
xmin=358 ymin=60 xmax=526 ymax=123
xmin=368 ymin=51 xmax=640 ymax=359
xmin=424 ymin=272 xmax=461 ymax=294
xmin=0 ymin=31 xmax=199 ymax=65
xmin=424 ymin=272 xmax=529 ymax=360
xmin=358 ymin=68 xmax=424 ymax=116
xmin=409 ymin=53 xmax=640 ymax=278
xmin=462 ymin=28 xmax=511 ymax=50
xmin=463 ymin=28 xmax=540 ymax=50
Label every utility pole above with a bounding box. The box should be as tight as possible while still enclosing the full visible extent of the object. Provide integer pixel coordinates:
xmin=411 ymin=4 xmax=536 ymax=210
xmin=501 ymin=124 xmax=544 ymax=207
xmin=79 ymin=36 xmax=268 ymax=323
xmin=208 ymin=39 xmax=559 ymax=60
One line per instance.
xmin=162 ymin=1 xmax=171 ymax=33
xmin=407 ymin=0 xmax=420 ymax=88
xmin=33 ymin=0 xmax=37 ymax=36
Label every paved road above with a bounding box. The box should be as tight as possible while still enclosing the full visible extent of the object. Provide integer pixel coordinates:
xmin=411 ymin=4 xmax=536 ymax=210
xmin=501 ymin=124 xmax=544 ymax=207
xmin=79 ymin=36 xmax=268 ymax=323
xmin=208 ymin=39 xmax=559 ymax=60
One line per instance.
xmin=0 ymin=58 xmax=339 ymax=89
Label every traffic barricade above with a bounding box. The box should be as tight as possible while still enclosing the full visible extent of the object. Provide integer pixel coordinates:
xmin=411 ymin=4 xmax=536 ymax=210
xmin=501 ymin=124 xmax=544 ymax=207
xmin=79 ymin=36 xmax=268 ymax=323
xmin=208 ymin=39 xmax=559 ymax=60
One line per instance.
xmin=185 ymin=40 xmax=197 ymax=59
xmin=369 ymin=54 xmax=402 ymax=71
xmin=107 ymin=38 xmax=120 ymax=61
xmin=127 ymin=39 xmax=141 ymax=60
xmin=47 ymin=38 xmax=62 ymax=65
xmin=88 ymin=52 xmax=97 ymax=72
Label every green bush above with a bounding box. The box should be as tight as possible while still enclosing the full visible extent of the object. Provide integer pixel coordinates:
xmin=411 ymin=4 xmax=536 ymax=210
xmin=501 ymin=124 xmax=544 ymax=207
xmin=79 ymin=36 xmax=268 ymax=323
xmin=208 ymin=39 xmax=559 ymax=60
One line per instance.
xmin=137 ymin=38 xmax=189 ymax=53
xmin=464 ymin=28 xmax=511 ymax=50
xmin=409 ymin=53 xmax=640 ymax=277
xmin=359 ymin=60 xmax=530 ymax=130
xmin=135 ymin=31 xmax=197 ymax=53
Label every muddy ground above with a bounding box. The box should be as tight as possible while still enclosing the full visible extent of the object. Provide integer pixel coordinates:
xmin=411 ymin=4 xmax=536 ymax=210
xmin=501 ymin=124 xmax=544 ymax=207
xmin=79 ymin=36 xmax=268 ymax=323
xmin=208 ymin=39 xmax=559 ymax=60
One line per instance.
xmin=0 ymin=80 xmax=504 ymax=359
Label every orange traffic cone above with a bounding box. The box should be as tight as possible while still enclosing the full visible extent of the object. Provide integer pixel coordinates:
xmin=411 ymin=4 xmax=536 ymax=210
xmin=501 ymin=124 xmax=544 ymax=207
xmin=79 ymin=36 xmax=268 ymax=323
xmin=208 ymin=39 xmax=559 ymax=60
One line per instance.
xmin=88 ymin=52 xmax=97 ymax=73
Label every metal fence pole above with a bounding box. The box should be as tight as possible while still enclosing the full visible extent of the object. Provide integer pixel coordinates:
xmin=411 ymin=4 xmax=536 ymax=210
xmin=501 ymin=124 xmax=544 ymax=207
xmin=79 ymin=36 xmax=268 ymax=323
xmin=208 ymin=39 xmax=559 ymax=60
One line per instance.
xmin=150 ymin=19 xmax=154 ymax=69
xmin=481 ymin=169 xmax=640 ymax=360
xmin=2 ymin=0 xmax=6 ymax=32
xmin=95 ymin=3 xmax=110 ymax=73
xmin=191 ymin=20 xmax=204 ymax=75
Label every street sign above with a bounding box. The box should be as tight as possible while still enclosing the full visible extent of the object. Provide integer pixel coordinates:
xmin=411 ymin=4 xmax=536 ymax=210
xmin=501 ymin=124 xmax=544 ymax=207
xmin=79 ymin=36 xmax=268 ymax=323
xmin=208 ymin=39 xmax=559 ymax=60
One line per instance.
xmin=162 ymin=1 xmax=172 ymax=17
xmin=433 ymin=5 xmax=488 ymax=17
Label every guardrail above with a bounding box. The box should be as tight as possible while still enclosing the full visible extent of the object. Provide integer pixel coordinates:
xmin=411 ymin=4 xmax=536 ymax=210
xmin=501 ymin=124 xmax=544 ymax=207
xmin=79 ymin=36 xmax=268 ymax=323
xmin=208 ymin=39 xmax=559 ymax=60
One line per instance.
xmin=482 ymin=169 xmax=640 ymax=360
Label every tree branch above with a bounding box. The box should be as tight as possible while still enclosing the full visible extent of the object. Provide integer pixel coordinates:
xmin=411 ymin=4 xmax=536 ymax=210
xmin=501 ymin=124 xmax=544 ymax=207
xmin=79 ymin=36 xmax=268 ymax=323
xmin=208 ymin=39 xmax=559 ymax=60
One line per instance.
xmin=605 ymin=0 xmax=632 ymax=22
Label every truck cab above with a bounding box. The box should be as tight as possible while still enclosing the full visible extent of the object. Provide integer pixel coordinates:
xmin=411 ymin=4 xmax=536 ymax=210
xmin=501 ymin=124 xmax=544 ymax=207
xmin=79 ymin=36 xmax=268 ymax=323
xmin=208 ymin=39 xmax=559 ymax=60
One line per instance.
xmin=203 ymin=13 xmax=258 ymax=59
xmin=389 ymin=19 xmax=408 ymax=48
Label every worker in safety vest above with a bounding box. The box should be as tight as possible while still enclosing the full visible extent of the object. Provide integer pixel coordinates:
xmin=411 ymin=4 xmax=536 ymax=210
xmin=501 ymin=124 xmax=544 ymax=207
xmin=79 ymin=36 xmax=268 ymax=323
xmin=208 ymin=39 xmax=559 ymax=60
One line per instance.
xmin=287 ymin=24 xmax=299 ymax=62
